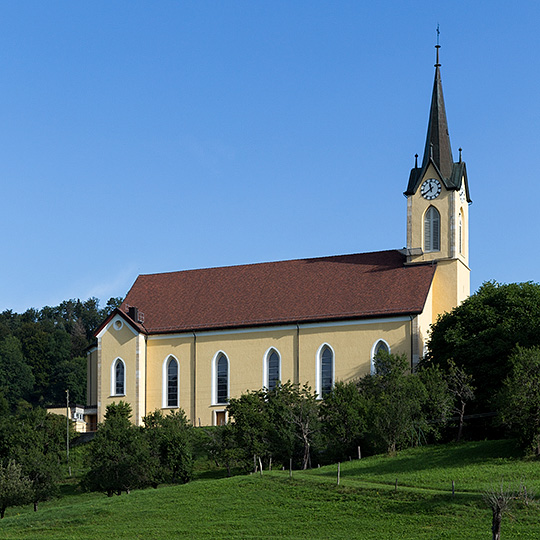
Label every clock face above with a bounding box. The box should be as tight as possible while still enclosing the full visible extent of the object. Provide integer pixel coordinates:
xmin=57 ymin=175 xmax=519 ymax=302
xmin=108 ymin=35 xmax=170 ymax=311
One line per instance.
xmin=420 ymin=178 xmax=442 ymax=200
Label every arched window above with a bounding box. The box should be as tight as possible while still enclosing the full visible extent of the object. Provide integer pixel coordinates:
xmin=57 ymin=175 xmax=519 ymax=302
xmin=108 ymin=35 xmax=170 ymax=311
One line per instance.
xmin=215 ymin=353 xmax=229 ymax=405
xmin=371 ymin=340 xmax=390 ymax=375
xmin=265 ymin=349 xmax=281 ymax=391
xmin=318 ymin=345 xmax=334 ymax=398
xmin=113 ymin=358 xmax=125 ymax=396
xmin=166 ymin=356 xmax=178 ymax=407
xmin=424 ymin=206 xmax=440 ymax=252
xmin=459 ymin=210 xmax=463 ymax=254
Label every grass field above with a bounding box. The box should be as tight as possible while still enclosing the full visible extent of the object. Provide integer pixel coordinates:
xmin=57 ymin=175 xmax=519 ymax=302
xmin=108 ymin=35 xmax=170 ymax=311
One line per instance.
xmin=1 ymin=440 xmax=539 ymax=539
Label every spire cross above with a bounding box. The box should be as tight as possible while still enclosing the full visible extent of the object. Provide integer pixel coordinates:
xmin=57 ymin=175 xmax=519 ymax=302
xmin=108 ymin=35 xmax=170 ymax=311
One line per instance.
xmin=435 ymin=24 xmax=441 ymax=67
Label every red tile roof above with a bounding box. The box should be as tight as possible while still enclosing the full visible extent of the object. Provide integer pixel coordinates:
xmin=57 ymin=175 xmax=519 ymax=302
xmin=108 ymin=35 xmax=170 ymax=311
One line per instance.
xmin=117 ymin=250 xmax=435 ymax=335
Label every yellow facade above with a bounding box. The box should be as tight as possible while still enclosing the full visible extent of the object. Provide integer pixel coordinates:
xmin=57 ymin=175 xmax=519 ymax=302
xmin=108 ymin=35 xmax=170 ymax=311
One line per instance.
xmin=90 ymin=314 xmax=423 ymax=426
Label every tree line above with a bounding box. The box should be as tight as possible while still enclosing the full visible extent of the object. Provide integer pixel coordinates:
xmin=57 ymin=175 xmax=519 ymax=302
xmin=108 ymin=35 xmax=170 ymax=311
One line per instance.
xmin=0 ymin=297 xmax=122 ymax=409
xmin=1 ymin=280 xmax=540 ymax=509
xmin=211 ymin=352 xmax=466 ymax=473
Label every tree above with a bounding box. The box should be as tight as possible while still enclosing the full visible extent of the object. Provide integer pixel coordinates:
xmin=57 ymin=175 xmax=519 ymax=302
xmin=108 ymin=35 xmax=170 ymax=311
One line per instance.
xmin=47 ymin=356 xmax=86 ymax=405
xmin=227 ymin=390 xmax=270 ymax=470
xmin=266 ymin=383 xmax=320 ymax=470
xmin=0 ymin=460 xmax=31 ymax=518
xmin=483 ymin=482 xmax=533 ymax=540
xmin=143 ymin=410 xmax=193 ymax=484
xmin=427 ymin=281 xmax=540 ymax=413
xmin=319 ymin=381 xmax=368 ymax=462
xmin=0 ymin=336 xmax=34 ymax=408
xmin=359 ymin=351 xmax=429 ymax=454
xmin=84 ymin=402 xmax=154 ymax=496
xmin=0 ymin=408 xmax=65 ymax=511
xmin=17 ymin=323 xmax=53 ymax=400
xmin=227 ymin=382 xmax=321 ymax=470
xmin=499 ymin=346 xmax=540 ymax=455
xmin=415 ymin=363 xmax=453 ymax=442
xmin=201 ymin=424 xmax=244 ymax=477
xmin=446 ymin=360 xmax=475 ymax=441
xmin=23 ymin=450 xmax=61 ymax=512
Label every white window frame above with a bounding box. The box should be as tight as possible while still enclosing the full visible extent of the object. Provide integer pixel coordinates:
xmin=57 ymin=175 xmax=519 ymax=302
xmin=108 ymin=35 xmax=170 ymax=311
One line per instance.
xmin=211 ymin=351 xmax=230 ymax=405
xmin=262 ymin=347 xmax=281 ymax=390
xmin=370 ymin=339 xmax=391 ymax=375
xmin=315 ymin=343 xmax=335 ymax=399
xmin=110 ymin=357 xmax=126 ymax=396
xmin=162 ymin=355 xmax=179 ymax=409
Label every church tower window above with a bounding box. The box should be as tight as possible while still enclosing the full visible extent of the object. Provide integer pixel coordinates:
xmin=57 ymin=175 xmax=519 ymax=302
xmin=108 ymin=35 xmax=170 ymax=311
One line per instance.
xmin=459 ymin=210 xmax=463 ymax=254
xmin=424 ymin=206 xmax=440 ymax=252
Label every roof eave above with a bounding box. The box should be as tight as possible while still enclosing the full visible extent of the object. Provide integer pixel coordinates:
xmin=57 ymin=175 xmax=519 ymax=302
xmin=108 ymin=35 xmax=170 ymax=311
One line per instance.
xmin=143 ymin=309 xmax=427 ymax=336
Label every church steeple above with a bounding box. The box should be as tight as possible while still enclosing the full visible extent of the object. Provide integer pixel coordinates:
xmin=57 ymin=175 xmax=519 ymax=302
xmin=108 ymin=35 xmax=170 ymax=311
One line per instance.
xmin=404 ymin=39 xmax=468 ymax=197
xmin=403 ymin=36 xmax=470 ymax=311
xmin=405 ymin=37 xmax=471 ymax=278
xmin=421 ymin=44 xmax=453 ymax=179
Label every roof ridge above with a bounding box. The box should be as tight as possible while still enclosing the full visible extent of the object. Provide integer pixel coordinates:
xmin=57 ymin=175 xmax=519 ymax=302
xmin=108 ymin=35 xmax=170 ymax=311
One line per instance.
xmin=137 ymin=249 xmax=403 ymax=278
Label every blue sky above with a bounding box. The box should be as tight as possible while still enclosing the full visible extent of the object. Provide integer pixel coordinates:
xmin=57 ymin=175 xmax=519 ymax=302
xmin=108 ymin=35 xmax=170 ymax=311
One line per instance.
xmin=1 ymin=1 xmax=538 ymax=313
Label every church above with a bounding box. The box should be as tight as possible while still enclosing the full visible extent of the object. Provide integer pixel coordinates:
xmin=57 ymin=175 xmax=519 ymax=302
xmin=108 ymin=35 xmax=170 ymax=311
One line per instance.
xmin=86 ymin=45 xmax=471 ymax=429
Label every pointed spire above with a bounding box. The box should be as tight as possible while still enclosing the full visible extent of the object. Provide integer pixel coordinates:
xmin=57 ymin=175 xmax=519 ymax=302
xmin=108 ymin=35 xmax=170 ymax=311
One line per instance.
xmin=421 ymin=36 xmax=453 ymax=179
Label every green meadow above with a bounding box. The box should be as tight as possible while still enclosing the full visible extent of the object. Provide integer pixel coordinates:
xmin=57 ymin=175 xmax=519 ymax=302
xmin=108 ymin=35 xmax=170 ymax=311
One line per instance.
xmin=1 ymin=440 xmax=539 ymax=539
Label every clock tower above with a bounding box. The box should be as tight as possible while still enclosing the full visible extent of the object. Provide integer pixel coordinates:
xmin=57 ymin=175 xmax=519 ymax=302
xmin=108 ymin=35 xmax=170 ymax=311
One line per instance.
xmin=404 ymin=43 xmax=471 ymax=313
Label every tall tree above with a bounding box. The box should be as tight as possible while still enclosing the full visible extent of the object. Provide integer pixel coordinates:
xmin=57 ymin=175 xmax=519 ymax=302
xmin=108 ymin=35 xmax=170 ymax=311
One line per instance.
xmin=227 ymin=390 xmax=269 ymax=469
xmin=47 ymin=356 xmax=86 ymax=405
xmin=143 ymin=410 xmax=193 ymax=484
xmin=0 ymin=336 xmax=34 ymax=407
xmin=499 ymin=346 xmax=540 ymax=455
xmin=264 ymin=383 xmax=320 ymax=470
xmin=427 ymin=281 xmax=540 ymax=413
xmin=446 ymin=360 xmax=475 ymax=441
xmin=319 ymin=381 xmax=369 ymax=462
xmin=359 ymin=351 xmax=429 ymax=454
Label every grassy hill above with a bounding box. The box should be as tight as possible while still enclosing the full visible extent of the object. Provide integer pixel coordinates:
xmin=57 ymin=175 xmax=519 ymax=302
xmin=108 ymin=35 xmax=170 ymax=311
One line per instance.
xmin=1 ymin=440 xmax=539 ymax=539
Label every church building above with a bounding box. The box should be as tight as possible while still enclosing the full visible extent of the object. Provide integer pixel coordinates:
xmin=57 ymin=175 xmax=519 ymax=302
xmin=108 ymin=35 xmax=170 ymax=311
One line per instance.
xmin=86 ymin=46 xmax=471 ymax=428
